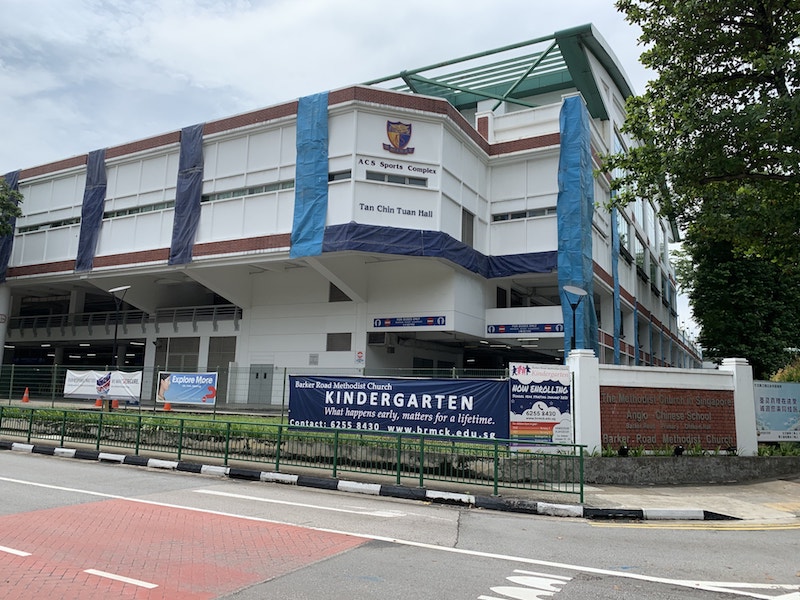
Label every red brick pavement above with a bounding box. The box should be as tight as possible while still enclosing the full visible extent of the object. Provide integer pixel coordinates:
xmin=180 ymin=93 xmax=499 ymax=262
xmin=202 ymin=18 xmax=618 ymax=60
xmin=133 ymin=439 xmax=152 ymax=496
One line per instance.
xmin=0 ymin=498 xmax=368 ymax=599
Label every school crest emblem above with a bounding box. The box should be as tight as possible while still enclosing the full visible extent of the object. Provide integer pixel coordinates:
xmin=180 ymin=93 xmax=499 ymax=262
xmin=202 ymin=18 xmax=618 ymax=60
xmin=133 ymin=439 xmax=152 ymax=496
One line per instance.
xmin=383 ymin=121 xmax=415 ymax=154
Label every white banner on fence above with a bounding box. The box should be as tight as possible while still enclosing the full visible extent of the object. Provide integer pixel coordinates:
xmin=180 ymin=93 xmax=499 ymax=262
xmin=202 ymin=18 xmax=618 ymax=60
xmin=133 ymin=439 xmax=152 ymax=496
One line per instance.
xmin=64 ymin=370 xmax=142 ymax=401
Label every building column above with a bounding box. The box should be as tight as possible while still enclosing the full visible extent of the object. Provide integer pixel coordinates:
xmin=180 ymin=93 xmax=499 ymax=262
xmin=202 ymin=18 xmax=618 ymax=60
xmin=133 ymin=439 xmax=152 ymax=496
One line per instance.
xmin=567 ymin=348 xmax=601 ymax=453
xmin=0 ymin=284 xmax=10 ymax=365
xmin=720 ymin=357 xmax=757 ymax=456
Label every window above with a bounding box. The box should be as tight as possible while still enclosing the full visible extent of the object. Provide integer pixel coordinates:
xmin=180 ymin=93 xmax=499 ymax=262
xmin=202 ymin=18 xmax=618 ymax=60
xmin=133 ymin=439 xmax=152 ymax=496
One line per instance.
xmin=328 ymin=170 xmax=351 ymax=182
xmin=365 ymin=171 xmax=428 ymax=187
xmin=634 ymin=236 xmax=646 ymax=278
xmin=616 ymin=214 xmax=630 ymax=254
xmin=201 ymin=179 xmax=295 ymax=204
xmin=326 ymin=333 xmax=352 ymax=352
xmin=491 ymin=207 xmax=556 ymax=222
xmin=462 ymin=209 xmax=474 ymax=247
xmin=496 ymin=287 xmax=508 ymax=308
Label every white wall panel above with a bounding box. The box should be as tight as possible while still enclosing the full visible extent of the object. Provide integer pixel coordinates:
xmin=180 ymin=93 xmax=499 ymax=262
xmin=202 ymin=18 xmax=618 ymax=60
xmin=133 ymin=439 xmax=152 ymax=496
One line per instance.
xmin=354 ymin=112 xmax=442 ymax=162
xmin=280 ymin=125 xmax=297 ymax=165
xmin=352 ymin=182 xmax=438 ymax=230
xmin=45 ymin=227 xmax=79 ymax=261
xmin=329 ymin=112 xmax=356 ymax=156
xmin=95 ymin=211 xmax=172 ymax=255
xmin=491 ymin=163 xmax=526 ymax=200
xmin=111 ymin=161 xmax=142 ymax=198
xmin=326 ymin=183 xmax=354 ymax=225
xmin=526 ymin=216 xmax=558 ymax=252
xmin=441 ymin=169 xmax=461 ymax=202
xmin=490 ymin=220 xmax=526 ymax=255
xmin=526 ymin=155 xmax=558 ymax=193
xmin=242 ymin=195 xmax=281 ymax=236
xmin=247 ymin=129 xmax=283 ymax=172
xmin=440 ymin=196 xmax=461 ymax=240
xmin=140 ymin=155 xmax=170 ymax=192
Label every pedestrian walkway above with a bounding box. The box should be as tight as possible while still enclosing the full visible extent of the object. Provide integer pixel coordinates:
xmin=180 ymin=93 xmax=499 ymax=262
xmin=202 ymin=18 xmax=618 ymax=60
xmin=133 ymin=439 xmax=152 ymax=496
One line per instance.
xmin=582 ymin=478 xmax=800 ymax=523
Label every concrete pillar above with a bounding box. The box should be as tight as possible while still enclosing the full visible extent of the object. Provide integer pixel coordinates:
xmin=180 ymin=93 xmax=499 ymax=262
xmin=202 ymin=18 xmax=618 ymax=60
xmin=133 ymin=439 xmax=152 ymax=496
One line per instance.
xmin=567 ymin=348 xmax=601 ymax=453
xmin=720 ymin=357 xmax=757 ymax=456
xmin=0 ymin=284 xmax=10 ymax=365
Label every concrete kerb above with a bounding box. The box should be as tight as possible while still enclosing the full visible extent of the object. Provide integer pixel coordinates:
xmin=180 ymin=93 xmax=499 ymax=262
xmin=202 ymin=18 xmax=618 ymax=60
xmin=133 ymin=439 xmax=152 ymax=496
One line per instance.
xmin=1 ymin=440 xmax=738 ymax=521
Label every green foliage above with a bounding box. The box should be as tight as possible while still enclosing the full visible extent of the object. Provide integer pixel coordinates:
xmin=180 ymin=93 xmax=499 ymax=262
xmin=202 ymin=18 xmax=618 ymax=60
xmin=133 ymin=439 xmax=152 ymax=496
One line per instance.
xmin=606 ymin=1 xmax=800 ymax=266
xmin=772 ymin=356 xmax=800 ymax=382
xmin=0 ymin=179 xmax=23 ymax=237
xmin=681 ymin=233 xmax=800 ymax=379
xmin=758 ymin=442 xmax=800 ymax=456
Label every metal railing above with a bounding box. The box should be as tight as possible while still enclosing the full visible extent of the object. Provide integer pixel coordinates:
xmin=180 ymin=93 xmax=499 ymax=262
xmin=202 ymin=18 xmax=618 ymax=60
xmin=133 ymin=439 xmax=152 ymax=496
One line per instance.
xmin=8 ymin=304 xmax=242 ymax=337
xmin=0 ymin=406 xmax=584 ymax=500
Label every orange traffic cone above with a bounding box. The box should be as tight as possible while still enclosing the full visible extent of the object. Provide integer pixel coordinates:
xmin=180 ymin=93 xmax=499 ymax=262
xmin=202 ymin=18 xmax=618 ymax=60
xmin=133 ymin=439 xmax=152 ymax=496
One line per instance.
xmin=95 ymin=398 xmax=102 ymax=407
xmin=111 ymin=399 xmax=119 ymax=409
xmin=21 ymin=388 xmax=29 ymax=403
xmin=163 ymin=402 xmax=172 ymax=411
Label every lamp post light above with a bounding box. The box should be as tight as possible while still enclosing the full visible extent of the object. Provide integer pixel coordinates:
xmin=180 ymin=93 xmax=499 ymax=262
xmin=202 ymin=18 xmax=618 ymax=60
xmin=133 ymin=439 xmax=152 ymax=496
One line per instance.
xmin=107 ymin=285 xmax=130 ymax=410
xmin=563 ymin=285 xmax=588 ymax=354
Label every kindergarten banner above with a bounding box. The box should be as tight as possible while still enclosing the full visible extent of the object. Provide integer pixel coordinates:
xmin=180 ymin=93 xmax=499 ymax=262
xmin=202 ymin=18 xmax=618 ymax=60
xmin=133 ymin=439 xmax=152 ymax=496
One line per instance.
xmin=289 ymin=376 xmax=509 ymax=439
xmin=64 ymin=370 xmax=142 ymax=401
xmin=157 ymin=372 xmax=218 ymax=405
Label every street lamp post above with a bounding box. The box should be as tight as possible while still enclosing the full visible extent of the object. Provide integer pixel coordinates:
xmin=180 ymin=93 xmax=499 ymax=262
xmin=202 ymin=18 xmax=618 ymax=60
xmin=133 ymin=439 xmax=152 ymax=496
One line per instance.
xmin=108 ymin=285 xmax=131 ymax=410
xmin=563 ymin=285 xmax=588 ymax=354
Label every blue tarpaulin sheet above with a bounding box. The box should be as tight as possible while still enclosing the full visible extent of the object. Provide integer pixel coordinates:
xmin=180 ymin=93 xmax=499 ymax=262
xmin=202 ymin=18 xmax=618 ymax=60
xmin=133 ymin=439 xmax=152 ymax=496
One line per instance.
xmin=323 ymin=222 xmax=557 ymax=278
xmin=556 ymin=96 xmax=598 ymax=356
xmin=75 ymin=149 xmax=107 ymax=272
xmin=169 ymin=123 xmax=204 ymax=265
xmin=611 ymin=208 xmax=621 ymax=363
xmin=0 ymin=170 xmax=20 ymax=282
xmin=290 ymin=92 xmax=329 ymax=258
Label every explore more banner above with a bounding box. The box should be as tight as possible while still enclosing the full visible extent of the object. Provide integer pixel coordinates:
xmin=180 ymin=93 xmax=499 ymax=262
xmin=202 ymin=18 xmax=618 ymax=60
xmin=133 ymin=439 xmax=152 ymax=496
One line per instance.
xmin=289 ymin=376 xmax=509 ymax=439
xmin=157 ymin=372 xmax=218 ymax=405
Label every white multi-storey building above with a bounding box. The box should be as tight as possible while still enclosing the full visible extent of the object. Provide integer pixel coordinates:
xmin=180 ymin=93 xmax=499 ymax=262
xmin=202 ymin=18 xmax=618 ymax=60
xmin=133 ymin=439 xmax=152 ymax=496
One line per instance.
xmin=0 ymin=24 xmax=701 ymax=404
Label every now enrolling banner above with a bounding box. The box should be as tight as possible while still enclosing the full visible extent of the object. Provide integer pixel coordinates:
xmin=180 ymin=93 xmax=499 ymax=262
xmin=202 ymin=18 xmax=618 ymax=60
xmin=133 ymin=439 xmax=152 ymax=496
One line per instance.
xmin=64 ymin=370 xmax=143 ymax=402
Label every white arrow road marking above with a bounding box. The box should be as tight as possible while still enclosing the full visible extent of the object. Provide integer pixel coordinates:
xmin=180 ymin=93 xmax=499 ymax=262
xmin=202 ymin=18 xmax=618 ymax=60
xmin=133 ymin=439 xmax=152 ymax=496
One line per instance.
xmin=487 ymin=588 xmax=555 ymax=599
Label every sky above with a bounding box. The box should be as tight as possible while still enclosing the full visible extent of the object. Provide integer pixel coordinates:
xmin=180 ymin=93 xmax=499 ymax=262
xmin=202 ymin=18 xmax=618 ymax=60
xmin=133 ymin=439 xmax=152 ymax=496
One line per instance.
xmin=0 ymin=0 xmax=652 ymax=172
xmin=0 ymin=0 xmax=698 ymax=338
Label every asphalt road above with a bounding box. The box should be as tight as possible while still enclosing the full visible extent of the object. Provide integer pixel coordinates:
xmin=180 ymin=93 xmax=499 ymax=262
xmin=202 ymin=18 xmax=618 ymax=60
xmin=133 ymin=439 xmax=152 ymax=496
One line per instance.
xmin=1 ymin=451 xmax=798 ymax=599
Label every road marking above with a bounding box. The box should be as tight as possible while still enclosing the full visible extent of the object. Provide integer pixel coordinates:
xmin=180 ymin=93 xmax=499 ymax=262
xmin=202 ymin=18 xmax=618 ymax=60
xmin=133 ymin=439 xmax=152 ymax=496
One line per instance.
xmin=193 ymin=489 xmax=406 ymax=517
xmin=0 ymin=545 xmax=31 ymax=556
xmin=84 ymin=568 xmax=158 ymax=589
xmin=2 ymin=475 xmax=797 ymax=599
xmin=590 ymin=521 xmax=800 ymax=531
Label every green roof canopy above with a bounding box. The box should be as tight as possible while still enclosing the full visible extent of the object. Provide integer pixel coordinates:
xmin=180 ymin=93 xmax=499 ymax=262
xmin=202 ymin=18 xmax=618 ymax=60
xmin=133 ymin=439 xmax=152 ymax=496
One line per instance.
xmin=365 ymin=24 xmax=634 ymax=121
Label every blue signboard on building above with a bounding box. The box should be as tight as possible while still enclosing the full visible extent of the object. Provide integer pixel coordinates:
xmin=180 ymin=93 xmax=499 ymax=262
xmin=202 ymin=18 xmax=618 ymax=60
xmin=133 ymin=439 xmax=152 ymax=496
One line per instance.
xmin=487 ymin=323 xmax=564 ymax=335
xmin=374 ymin=316 xmax=446 ymax=328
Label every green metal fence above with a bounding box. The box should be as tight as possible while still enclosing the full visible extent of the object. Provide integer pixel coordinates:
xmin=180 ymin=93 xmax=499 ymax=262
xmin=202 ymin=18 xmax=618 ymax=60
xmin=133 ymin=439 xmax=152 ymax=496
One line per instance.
xmin=0 ymin=406 xmax=584 ymax=500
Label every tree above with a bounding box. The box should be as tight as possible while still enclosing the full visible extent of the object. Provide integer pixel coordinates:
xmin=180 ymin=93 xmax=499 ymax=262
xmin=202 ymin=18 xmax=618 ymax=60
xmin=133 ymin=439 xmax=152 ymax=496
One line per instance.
xmin=0 ymin=179 xmax=23 ymax=236
xmin=678 ymin=231 xmax=800 ymax=379
xmin=606 ymin=1 xmax=800 ymax=266
xmin=772 ymin=356 xmax=800 ymax=382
